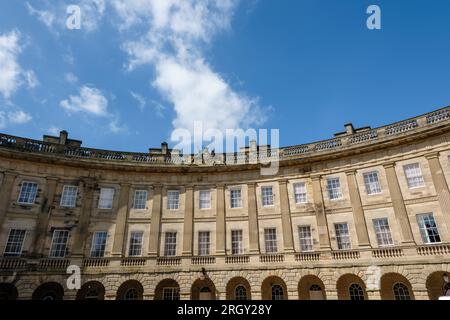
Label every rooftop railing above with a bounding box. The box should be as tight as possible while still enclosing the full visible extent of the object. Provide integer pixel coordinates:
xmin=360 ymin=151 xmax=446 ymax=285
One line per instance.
xmin=0 ymin=106 xmax=448 ymax=167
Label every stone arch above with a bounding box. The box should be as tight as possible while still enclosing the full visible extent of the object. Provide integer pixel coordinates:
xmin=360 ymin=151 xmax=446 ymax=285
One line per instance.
xmin=336 ymin=274 xmax=368 ymax=300
xmin=32 ymin=282 xmax=65 ymax=300
xmin=226 ymin=277 xmax=252 ymax=300
xmin=76 ymin=281 xmax=106 ymax=300
xmin=0 ymin=283 xmax=18 ymax=300
xmin=116 ymin=280 xmax=144 ymax=300
xmin=154 ymin=279 xmax=180 ymax=300
xmin=426 ymin=271 xmax=450 ymax=300
xmin=191 ymin=277 xmax=216 ymax=300
xmin=298 ymin=275 xmax=327 ymax=300
xmin=380 ymin=273 xmax=414 ymax=300
xmin=261 ymin=276 xmax=288 ymax=300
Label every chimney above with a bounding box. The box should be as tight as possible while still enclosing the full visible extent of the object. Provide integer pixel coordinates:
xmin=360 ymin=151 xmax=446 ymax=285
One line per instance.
xmin=59 ymin=130 xmax=68 ymax=145
xmin=161 ymin=142 xmax=168 ymax=155
xmin=344 ymin=123 xmax=355 ymax=135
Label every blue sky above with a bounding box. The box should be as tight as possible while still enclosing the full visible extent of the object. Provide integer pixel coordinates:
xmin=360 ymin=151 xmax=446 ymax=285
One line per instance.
xmin=0 ymin=0 xmax=449 ymax=153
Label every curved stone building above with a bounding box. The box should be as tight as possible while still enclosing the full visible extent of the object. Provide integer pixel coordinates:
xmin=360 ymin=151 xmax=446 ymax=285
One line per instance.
xmin=1 ymin=106 xmax=450 ymax=300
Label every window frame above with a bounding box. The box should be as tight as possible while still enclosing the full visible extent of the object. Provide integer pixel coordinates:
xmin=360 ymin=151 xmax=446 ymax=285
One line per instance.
xmin=17 ymin=181 xmax=38 ymax=205
xmin=49 ymin=229 xmax=69 ymax=258
xmin=298 ymin=225 xmax=314 ymax=252
xmin=372 ymin=218 xmax=394 ymax=247
xmin=417 ymin=213 xmax=441 ymax=244
xmin=264 ymin=228 xmax=278 ymax=253
xmin=98 ymin=187 xmax=115 ymax=209
xmin=198 ymin=231 xmax=211 ymax=256
xmin=261 ymin=186 xmax=274 ymax=207
xmin=327 ymin=178 xmax=343 ymax=200
xmin=293 ymin=182 xmax=307 ymax=204
xmin=363 ymin=171 xmax=382 ymax=195
xmin=167 ymin=190 xmax=180 ymax=210
xmin=60 ymin=185 xmax=78 ymax=208
xmin=230 ymin=188 xmax=242 ymax=209
xmin=90 ymin=231 xmax=108 ymax=258
xmin=3 ymin=229 xmax=27 ymax=257
xmin=164 ymin=231 xmax=177 ymax=257
xmin=199 ymin=189 xmax=211 ymax=210
xmin=403 ymin=163 xmax=425 ymax=189
xmin=231 ymin=229 xmax=244 ymax=255
xmin=334 ymin=223 xmax=351 ymax=250
xmin=128 ymin=231 xmax=144 ymax=257
xmin=133 ymin=189 xmax=148 ymax=210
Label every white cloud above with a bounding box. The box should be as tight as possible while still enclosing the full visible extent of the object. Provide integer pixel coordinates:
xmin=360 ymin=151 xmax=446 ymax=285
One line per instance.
xmin=26 ymin=2 xmax=55 ymax=29
xmin=130 ymin=91 xmax=146 ymax=111
xmin=25 ymin=70 xmax=39 ymax=88
xmin=108 ymin=118 xmax=127 ymax=134
xmin=8 ymin=110 xmax=32 ymax=124
xmin=60 ymin=86 xmax=109 ymax=116
xmin=48 ymin=126 xmax=61 ymax=135
xmin=0 ymin=31 xmax=23 ymax=99
xmin=65 ymin=72 xmax=78 ymax=84
xmin=0 ymin=109 xmax=32 ymax=128
xmin=110 ymin=0 xmax=267 ymax=143
xmin=0 ymin=30 xmax=39 ymax=99
xmin=79 ymin=0 xmax=106 ymax=32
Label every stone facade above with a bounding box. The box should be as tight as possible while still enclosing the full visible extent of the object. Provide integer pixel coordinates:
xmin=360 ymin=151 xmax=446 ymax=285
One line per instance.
xmin=1 ymin=107 xmax=450 ymax=300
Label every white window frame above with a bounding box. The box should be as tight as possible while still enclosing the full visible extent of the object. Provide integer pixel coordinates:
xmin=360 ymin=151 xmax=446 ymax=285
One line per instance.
xmin=90 ymin=231 xmax=108 ymax=257
xmin=363 ymin=171 xmax=381 ymax=195
xmin=3 ymin=229 xmax=26 ymax=257
xmin=373 ymin=218 xmax=394 ymax=247
xmin=231 ymin=229 xmax=244 ymax=255
xmin=334 ymin=223 xmax=351 ymax=250
xmin=327 ymin=178 xmax=343 ymax=200
xmin=164 ymin=232 xmax=177 ymax=257
xmin=128 ymin=231 xmax=144 ymax=257
xmin=163 ymin=287 xmax=180 ymax=300
xmin=264 ymin=228 xmax=278 ymax=253
xmin=199 ymin=190 xmax=211 ymax=210
xmin=230 ymin=188 xmax=242 ymax=209
xmin=298 ymin=225 xmax=314 ymax=252
xmin=60 ymin=185 xmax=78 ymax=207
xmin=403 ymin=163 xmax=425 ymax=189
xmin=17 ymin=181 xmax=38 ymax=204
xmin=133 ymin=190 xmax=148 ymax=210
xmin=198 ymin=231 xmax=210 ymax=256
xmin=417 ymin=213 xmax=441 ymax=244
xmin=49 ymin=229 xmax=69 ymax=258
xmin=261 ymin=186 xmax=274 ymax=207
xmin=293 ymin=182 xmax=307 ymax=204
xmin=98 ymin=188 xmax=114 ymax=209
xmin=167 ymin=190 xmax=180 ymax=210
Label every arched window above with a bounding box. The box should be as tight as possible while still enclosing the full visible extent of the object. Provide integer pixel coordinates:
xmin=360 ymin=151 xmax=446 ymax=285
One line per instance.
xmin=309 ymin=284 xmax=322 ymax=291
xmin=235 ymin=285 xmax=247 ymax=300
xmin=85 ymin=289 xmax=100 ymax=300
xmin=124 ymin=288 xmax=139 ymax=300
xmin=349 ymin=283 xmax=365 ymax=300
xmin=163 ymin=287 xmax=180 ymax=300
xmin=393 ymin=283 xmax=411 ymax=300
xmin=200 ymin=287 xmax=211 ymax=293
xmin=271 ymin=285 xmax=284 ymax=300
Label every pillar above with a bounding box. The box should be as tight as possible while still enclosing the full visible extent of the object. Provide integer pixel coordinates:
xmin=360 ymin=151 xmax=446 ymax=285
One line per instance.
xmin=311 ymin=176 xmax=331 ymax=249
xmin=112 ymin=183 xmax=131 ymax=257
xmin=182 ymin=185 xmax=194 ymax=256
xmin=345 ymin=170 xmax=371 ymax=248
xmin=247 ymin=183 xmax=260 ymax=254
xmin=278 ymin=179 xmax=295 ymax=252
xmin=148 ymin=184 xmax=162 ymax=257
xmin=215 ymin=184 xmax=226 ymax=255
xmin=0 ymin=172 xmax=16 ymax=230
xmin=383 ymin=163 xmax=415 ymax=244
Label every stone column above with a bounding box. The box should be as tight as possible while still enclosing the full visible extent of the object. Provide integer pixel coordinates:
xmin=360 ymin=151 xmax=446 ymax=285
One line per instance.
xmin=345 ymin=170 xmax=371 ymax=248
xmin=215 ymin=184 xmax=226 ymax=255
xmin=247 ymin=183 xmax=260 ymax=254
xmin=148 ymin=185 xmax=162 ymax=257
xmin=278 ymin=179 xmax=295 ymax=252
xmin=311 ymin=176 xmax=331 ymax=249
xmin=383 ymin=163 xmax=415 ymax=244
xmin=426 ymin=153 xmax=450 ymax=229
xmin=72 ymin=178 xmax=96 ymax=257
xmin=33 ymin=177 xmax=59 ymax=255
xmin=182 ymin=186 xmax=194 ymax=256
xmin=112 ymin=183 xmax=131 ymax=257
xmin=0 ymin=172 xmax=16 ymax=231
